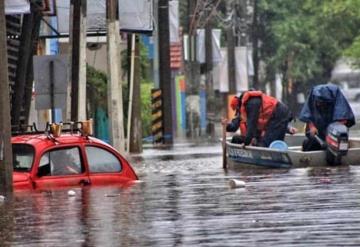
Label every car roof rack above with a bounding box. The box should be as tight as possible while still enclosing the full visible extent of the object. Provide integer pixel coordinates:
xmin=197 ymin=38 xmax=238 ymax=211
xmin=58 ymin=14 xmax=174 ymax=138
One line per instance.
xmin=11 ymin=123 xmax=42 ymax=136
xmin=11 ymin=120 xmax=94 ymax=138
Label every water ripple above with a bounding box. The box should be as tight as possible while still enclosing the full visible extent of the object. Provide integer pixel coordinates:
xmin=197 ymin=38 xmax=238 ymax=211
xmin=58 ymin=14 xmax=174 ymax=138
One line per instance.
xmin=1 ymin=143 xmax=360 ymax=246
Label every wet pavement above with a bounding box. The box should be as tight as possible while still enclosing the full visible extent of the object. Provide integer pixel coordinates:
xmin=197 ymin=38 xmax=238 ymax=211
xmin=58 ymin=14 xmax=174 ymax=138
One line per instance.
xmin=2 ymin=142 xmax=360 ymax=246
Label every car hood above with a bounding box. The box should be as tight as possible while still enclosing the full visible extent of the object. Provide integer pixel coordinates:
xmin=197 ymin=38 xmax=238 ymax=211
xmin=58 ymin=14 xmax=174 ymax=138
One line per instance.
xmin=13 ymin=172 xmax=31 ymax=183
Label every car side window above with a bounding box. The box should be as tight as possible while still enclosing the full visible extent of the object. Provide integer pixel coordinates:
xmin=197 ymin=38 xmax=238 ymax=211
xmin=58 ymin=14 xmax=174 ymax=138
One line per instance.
xmin=85 ymin=146 xmax=122 ymax=173
xmin=38 ymin=147 xmax=83 ymax=176
xmin=12 ymin=144 xmax=34 ymax=172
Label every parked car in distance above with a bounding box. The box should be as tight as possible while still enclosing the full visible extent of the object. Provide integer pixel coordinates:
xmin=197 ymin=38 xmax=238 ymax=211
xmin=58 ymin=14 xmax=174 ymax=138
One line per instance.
xmin=11 ymin=122 xmax=138 ymax=190
xmin=338 ymin=81 xmax=360 ymax=102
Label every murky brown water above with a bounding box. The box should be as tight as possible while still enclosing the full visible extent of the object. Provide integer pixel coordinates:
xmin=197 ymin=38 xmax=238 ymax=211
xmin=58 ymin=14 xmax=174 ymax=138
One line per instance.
xmin=1 ymin=143 xmax=360 ymax=246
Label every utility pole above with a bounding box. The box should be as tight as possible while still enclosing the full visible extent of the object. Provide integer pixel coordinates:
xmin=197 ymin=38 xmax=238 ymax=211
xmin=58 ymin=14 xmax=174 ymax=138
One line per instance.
xmin=106 ymin=0 xmax=125 ymax=152
xmin=185 ymin=0 xmax=201 ymax=137
xmin=23 ymin=7 xmax=42 ymax=125
xmin=128 ymin=35 xmax=142 ymax=153
xmin=252 ymin=0 xmax=259 ymax=90
xmin=223 ymin=0 xmax=236 ymax=119
xmin=153 ymin=0 xmax=160 ymax=88
xmin=237 ymin=0 xmax=247 ymax=47
xmin=67 ymin=0 xmax=87 ymax=122
xmin=205 ymin=14 xmax=215 ymax=139
xmin=187 ymin=0 xmax=199 ymax=95
xmin=0 ymin=1 xmax=13 ymax=193
xmin=237 ymin=0 xmax=253 ymax=89
xmin=227 ymin=0 xmax=236 ymax=94
xmin=12 ymin=4 xmax=35 ymax=125
xmin=158 ymin=0 xmax=173 ymax=144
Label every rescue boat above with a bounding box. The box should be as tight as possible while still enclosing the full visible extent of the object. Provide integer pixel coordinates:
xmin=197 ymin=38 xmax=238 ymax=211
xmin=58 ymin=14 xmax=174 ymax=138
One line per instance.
xmin=222 ymin=134 xmax=360 ymax=169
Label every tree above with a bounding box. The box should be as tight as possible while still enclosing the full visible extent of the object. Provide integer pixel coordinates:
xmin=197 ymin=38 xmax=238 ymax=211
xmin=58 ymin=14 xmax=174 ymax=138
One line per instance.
xmin=324 ymin=0 xmax=360 ymax=67
xmin=257 ymin=0 xmax=360 ymax=112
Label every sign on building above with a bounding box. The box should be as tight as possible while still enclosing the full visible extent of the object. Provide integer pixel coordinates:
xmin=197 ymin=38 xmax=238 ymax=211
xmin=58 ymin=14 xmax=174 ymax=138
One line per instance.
xmin=54 ymin=0 xmax=153 ymax=35
xmin=5 ymin=0 xmax=30 ymax=15
xmin=33 ymin=55 xmax=68 ymax=110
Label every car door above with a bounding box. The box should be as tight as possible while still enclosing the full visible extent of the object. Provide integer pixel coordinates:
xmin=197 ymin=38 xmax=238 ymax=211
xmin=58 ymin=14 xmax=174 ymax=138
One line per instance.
xmin=85 ymin=145 xmax=132 ymax=185
xmin=33 ymin=146 xmax=90 ymax=189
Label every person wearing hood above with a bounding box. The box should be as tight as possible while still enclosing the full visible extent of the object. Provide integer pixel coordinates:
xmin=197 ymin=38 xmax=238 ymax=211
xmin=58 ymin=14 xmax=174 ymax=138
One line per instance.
xmin=299 ymin=83 xmax=355 ymax=151
xmin=222 ymin=90 xmax=296 ymax=147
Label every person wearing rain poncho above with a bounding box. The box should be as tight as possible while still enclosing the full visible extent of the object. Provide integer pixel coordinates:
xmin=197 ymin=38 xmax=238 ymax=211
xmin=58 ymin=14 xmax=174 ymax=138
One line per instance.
xmin=299 ymin=83 xmax=355 ymax=151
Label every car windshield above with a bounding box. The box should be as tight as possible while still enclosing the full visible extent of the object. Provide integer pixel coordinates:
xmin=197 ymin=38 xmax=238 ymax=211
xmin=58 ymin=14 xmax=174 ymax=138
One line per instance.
xmin=12 ymin=144 xmax=34 ymax=172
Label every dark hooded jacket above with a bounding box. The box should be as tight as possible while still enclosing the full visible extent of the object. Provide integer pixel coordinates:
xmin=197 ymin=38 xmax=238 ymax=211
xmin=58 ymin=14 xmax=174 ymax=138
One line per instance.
xmin=299 ymin=83 xmax=355 ymax=138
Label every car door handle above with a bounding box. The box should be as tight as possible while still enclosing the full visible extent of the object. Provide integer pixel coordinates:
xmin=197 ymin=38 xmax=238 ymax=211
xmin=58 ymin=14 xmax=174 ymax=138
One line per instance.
xmin=79 ymin=179 xmax=91 ymax=186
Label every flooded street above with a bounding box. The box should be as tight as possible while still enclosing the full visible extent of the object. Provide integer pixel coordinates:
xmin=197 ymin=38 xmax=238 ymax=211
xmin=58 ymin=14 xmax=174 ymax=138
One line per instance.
xmin=2 ymin=143 xmax=360 ymax=246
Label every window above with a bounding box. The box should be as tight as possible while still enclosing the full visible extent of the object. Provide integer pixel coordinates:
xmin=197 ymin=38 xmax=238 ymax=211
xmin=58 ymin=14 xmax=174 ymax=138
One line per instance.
xmin=12 ymin=144 xmax=34 ymax=172
xmin=38 ymin=147 xmax=83 ymax=176
xmin=86 ymin=146 xmax=122 ymax=173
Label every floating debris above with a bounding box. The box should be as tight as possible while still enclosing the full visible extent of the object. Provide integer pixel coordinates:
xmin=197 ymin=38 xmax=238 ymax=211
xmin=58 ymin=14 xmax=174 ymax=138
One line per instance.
xmin=319 ymin=178 xmax=332 ymax=184
xmin=67 ymin=190 xmax=76 ymax=196
xmin=105 ymin=194 xmax=121 ymax=197
xmin=229 ymin=179 xmax=246 ymax=189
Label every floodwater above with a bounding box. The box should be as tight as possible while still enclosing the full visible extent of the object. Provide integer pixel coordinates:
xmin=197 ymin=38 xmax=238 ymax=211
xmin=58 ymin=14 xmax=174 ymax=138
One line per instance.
xmin=2 ymin=142 xmax=360 ymax=246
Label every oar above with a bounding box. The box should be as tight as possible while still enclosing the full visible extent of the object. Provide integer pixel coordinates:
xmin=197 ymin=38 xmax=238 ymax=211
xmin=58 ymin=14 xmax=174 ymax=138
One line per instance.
xmin=222 ymin=123 xmax=227 ymax=169
xmin=314 ymin=134 xmax=327 ymax=149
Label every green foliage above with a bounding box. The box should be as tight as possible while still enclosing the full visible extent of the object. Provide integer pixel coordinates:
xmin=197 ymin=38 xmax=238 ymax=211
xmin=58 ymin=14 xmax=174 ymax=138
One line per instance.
xmin=121 ymin=36 xmax=150 ymax=81
xmin=327 ymin=1 xmax=360 ymax=67
xmin=178 ymin=0 xmax=360 ymax=87
xmin=121 ymin=80 xmax=152 ymax=138
xmin=140 ymin=81 xmax=153 ymax=138
xmin=258 ymin=0 xmax=360 ymax=96
xmin=344 ymin=37 xmax=360 ymax=67
xmin=86 ymin=65 xmax=108 ymax=118
xmin=86 ymin=64 xmax=153 ymax=139
xmin=119 ymin=36 xmax=153 ymax=138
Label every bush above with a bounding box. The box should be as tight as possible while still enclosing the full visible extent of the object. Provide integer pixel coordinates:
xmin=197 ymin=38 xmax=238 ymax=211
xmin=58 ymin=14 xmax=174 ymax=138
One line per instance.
xmin=87 ymin=65 xmax=153 ymax=139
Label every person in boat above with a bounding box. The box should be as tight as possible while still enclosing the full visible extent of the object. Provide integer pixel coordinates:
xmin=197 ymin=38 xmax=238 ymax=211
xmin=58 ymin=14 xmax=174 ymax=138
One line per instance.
xmin=299 ymin=83 xmax=355 ymax=151
xmin=222 ymin=90 xmax=297 ymax=147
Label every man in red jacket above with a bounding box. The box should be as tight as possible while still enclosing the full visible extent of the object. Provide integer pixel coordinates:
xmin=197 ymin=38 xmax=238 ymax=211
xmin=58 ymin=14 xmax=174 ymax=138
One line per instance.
xmin=222 ymin=91 xmax=296 ymax=147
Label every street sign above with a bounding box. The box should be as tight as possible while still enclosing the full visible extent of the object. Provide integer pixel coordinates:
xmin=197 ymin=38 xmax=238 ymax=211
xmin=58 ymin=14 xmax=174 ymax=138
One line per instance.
xmin=33 ymin=55 xmax=68 ymax=110
xmin=151 ymin=89 xmax=163 ymax=143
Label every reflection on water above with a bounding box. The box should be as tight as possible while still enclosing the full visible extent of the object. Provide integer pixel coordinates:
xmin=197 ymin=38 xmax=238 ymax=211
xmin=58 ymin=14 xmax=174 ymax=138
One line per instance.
xmin=2 ymin=143 xmax=360 ymax=246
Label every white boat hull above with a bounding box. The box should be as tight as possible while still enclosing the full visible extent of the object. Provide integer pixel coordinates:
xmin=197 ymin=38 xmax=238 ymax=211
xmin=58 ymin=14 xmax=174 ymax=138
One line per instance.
xmin=225 ymin=135 xmax=360 ymax=169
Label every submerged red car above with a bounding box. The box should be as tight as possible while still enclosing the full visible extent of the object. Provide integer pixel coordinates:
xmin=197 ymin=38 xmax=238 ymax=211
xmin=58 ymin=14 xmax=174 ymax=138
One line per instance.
xmin=11 ymin=122 xmax=138 ymax=190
